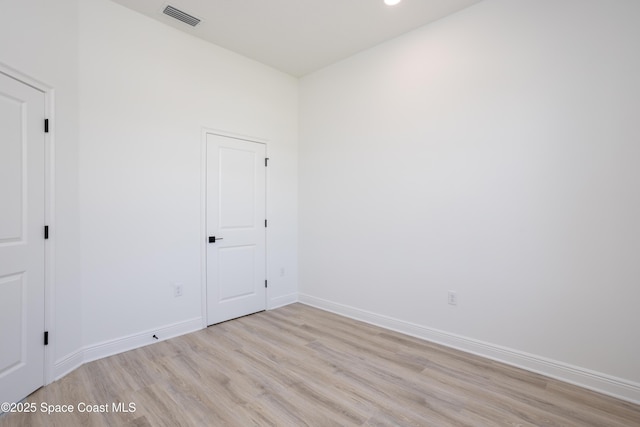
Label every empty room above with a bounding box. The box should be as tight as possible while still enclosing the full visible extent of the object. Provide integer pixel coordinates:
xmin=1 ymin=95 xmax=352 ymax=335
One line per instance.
xmin=1 ymin=0 xmax=639 ymax=425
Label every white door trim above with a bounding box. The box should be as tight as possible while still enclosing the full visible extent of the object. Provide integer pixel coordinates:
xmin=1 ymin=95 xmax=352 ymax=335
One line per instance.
xmin=200 ymin=127 xmax=268 ymax=328
xmin=0 ymin=62 xmax=55 ymax=386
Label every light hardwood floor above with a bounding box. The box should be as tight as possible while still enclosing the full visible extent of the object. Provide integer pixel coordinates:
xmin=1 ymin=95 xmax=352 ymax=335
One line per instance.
xmin=1 ymin=303 xmax=639 ymax=426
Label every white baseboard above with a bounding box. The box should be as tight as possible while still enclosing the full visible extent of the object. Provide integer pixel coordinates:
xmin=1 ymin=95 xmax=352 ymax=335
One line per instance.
xmin=53 ymin=350 xmax=84 ymax=381
xmin=83 ymin=317 xmax=202 ymax=364
xmin=298 ymin=294 xmax=640 ymax=405
xmin=52 ymin=318 xmax=203 ymax=382
xmin=269 ymin=292 xmax=298 ymax=310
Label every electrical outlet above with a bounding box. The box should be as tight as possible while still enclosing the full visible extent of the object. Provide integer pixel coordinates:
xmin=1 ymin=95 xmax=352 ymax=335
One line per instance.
xmin=448 ymin=291 xmax=458 ymax=306
xmin=173 ymin=283 xmax=184 ymax=297
xmin=280 ymin=267 xmax=285 ymax=277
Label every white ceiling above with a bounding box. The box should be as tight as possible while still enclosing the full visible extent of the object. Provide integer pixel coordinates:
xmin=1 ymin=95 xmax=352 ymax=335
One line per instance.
xmin=110 ymin=0 xmax=483 ymax=77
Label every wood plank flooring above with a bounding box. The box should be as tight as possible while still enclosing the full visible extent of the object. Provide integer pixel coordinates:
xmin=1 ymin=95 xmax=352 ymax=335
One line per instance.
xmin=1 ymin=303 xmax=639 ymax=426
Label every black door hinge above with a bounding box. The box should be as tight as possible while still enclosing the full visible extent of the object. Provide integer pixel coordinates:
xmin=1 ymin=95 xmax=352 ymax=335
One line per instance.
xmin=265 ymin=158 xmax=269 ymax=167
xmin=44 ymin=119 xmax=49 ymax=133
xmin=44 ymin=331 xmax=49 ymax=346
xmin=265 ymin=280 xmax=268 ymax=288
xmin=265 ymin=219 xmax=267 ymax=228
xmin=44 ymin=225 xmax=49 ymax=239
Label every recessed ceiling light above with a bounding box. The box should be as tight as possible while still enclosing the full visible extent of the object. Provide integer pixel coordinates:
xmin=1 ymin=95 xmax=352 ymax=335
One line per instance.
xmin=384 ymin=0 xmax=402 ymax=6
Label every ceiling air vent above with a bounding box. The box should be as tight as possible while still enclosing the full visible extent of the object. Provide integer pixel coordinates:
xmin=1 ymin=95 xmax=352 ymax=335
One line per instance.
xmin=162 ymin=5 xmax=201 ymax=27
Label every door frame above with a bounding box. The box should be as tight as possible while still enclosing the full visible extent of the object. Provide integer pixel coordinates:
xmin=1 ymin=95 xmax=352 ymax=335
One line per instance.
xmin=200 ymin=127 xmax=268 ymax=328
xmin=0 ymin=62 xmax=55 ymax=385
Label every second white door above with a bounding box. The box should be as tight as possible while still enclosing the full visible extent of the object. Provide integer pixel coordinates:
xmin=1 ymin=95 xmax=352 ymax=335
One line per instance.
xmin=0 ymin=71 xmax=46 ymax=404
xmin=206 ymin=133 xmax=266 ymax=325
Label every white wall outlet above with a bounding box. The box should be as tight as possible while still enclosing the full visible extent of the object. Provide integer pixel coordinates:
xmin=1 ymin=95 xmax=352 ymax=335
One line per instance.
xmin=448 ymin=291 xmax=458 ymax=306
xmin=280 ymin=267 xmax=285 ymax=277
xmin=173 ymin=283 xmax=184 ymax=297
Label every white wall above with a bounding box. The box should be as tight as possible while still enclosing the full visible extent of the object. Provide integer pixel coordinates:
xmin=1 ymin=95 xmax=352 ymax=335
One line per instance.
xmin=78 ymin=0 xmax=298 ymax=351
xmin=299 ymin=0 xmax=640 ymax=400
xmin=0 ymin=0 xmax=82 ymax=374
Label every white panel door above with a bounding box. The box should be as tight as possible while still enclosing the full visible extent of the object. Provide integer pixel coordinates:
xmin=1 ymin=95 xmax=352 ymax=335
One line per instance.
xmin=206 ymin=133 xmax=266 ymax=325
xmin=0 ymin=72 xmax=46 ymax=405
